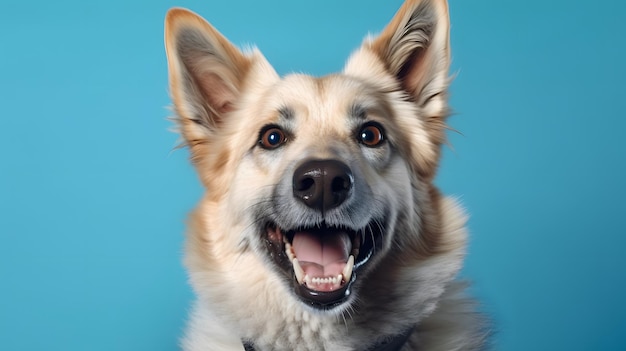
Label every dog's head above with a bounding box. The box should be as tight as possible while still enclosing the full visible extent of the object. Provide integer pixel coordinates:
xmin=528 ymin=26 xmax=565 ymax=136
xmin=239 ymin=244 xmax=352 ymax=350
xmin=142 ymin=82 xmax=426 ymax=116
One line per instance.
xmin=165 ymin=0 xmax=453 ymax=314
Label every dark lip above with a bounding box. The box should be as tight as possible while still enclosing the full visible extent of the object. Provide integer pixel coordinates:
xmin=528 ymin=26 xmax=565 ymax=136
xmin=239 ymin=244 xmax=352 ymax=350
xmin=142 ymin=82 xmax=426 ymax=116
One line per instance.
xmin=292 ymin=269 xmax=357 ymax=310
xmin=263 ymin=219 xmax=385 ymax=310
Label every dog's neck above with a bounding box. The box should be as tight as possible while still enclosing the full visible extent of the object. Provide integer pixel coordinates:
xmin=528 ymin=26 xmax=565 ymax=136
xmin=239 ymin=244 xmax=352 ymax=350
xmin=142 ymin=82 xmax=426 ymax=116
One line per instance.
xmin=242 ymin=325 xmax=414 ymax=351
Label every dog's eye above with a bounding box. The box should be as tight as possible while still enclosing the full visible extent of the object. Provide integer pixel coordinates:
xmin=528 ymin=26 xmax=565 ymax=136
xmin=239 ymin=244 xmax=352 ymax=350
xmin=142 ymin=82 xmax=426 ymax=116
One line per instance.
xmin=358 ymin=123 xmax=385 ymax=147
xmin=259 ymin=126 xmax=287 ymax=149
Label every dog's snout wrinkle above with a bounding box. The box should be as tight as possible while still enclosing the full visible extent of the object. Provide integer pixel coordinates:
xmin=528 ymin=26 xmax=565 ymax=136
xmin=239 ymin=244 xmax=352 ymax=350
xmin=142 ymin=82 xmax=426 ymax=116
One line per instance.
xmin=293 ymin=159 xmax=354 ymax=214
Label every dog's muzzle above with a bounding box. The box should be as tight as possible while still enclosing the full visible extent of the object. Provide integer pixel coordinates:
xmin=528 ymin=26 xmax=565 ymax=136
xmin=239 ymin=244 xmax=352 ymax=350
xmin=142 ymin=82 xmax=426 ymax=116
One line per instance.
xmin=263 ymin=159 xmax=386 ymax=310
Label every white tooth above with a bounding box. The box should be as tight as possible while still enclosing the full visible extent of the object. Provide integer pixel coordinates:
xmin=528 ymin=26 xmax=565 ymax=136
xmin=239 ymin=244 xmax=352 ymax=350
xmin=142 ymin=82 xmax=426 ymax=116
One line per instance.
xmin=304 ymin=274 xmax=311 ymax=286
xmin=337 ymin=274 xmax=343 ymax=284
xmin=293 ymin=259 xmax=305 ymax=284
xmin=285 ymin=243 xmax=294 ymax=261
xmin=342 ymin=255 xmax=354 ymax=281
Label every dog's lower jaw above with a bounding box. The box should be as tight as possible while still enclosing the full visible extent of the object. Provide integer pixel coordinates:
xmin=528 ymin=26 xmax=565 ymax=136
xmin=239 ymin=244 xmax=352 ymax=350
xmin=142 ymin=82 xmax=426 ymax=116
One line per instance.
xmin=263 ymin=219 xmax=385 ymax=310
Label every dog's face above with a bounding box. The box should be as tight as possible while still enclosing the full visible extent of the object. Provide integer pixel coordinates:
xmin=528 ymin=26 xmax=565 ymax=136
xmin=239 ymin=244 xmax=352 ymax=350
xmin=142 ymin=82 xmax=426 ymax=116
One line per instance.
xmin=226 ymin=75 xmax=417 ymax=309
xmin=166 ymin=0 xmax=452 ymax=316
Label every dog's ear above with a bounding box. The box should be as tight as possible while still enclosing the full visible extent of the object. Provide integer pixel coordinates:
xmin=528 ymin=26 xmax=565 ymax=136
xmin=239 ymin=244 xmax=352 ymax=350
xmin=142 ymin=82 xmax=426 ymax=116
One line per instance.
xmin=164 ymin=8 xmax=261 ymax=157
xmin=344 ymin=0 xmax=450 ymax=177
xmin=347 ymin=0 xmax=450 ymax=105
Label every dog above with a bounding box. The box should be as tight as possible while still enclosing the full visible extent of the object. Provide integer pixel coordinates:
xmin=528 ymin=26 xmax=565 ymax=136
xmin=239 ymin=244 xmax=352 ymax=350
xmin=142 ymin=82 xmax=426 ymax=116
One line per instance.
xmin=164 ymin=0 xmax=489 ymax=350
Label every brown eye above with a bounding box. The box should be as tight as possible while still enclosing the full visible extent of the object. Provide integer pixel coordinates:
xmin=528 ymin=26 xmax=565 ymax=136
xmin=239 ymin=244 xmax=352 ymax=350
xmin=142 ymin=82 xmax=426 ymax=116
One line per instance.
xmin=259 ymin=126 xmax=286 ymax=149
xmin=358 ymin=123 xmax=385 ymax=147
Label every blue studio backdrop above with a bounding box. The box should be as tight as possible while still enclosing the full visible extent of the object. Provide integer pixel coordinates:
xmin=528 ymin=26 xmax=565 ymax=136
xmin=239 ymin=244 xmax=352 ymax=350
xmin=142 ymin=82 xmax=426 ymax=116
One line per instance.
xmin=1 ymin=0 xmax=625 ymax=350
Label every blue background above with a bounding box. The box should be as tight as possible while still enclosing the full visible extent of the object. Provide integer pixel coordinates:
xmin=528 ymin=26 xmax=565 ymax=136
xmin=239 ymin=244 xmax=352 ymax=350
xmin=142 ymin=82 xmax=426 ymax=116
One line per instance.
xmin=1 ymin=0 xmax=625 ymax=350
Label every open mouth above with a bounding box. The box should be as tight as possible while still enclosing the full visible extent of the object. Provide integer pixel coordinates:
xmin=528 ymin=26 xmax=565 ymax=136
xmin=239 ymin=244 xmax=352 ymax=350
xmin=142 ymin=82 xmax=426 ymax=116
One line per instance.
xmin=264 ymin=220 xmax=384 ymax=309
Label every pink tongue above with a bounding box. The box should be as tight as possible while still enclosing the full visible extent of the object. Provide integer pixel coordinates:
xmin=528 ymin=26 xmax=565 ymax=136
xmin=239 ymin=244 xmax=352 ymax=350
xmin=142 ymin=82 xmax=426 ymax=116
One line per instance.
xmin=292 ymin=231 xmax=350 ymax=278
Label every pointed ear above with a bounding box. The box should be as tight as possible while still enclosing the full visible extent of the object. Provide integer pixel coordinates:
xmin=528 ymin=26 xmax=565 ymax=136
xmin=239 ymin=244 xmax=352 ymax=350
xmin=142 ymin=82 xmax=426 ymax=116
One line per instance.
xmin=344 ymin=0 xmax=451 ymax=178
xmin=164 ymin=8 xmax=253 ymax=152
xmin=346 ymin=0 xmax=450 ymax=109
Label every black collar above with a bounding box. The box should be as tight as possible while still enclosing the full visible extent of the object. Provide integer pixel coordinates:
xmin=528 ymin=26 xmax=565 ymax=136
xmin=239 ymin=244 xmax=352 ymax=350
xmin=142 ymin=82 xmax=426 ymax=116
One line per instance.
xmin=242 ymin=325 xmax=414 ymax=351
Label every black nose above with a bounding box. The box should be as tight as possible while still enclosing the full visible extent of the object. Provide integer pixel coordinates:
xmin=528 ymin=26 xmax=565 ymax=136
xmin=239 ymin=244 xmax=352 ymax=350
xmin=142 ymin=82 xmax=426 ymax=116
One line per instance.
xmin=293 ymin=159 xmax=354 ymax=213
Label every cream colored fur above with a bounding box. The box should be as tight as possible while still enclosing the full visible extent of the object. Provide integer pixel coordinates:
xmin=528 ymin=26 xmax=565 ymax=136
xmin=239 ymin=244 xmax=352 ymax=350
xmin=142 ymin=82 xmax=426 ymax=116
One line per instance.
xmin=164 ymin=0 xmax=489 ymax=350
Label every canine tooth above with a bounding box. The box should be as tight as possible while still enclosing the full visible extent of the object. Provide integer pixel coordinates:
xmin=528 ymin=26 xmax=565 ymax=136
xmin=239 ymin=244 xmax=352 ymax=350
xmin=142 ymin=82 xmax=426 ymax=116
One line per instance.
xmin=285 ymin=243 xmax=294 ymax=261
xmin=293 ymin=259 xmax=305 ymax=284
xmin=343 ymin=255 xmax=354 ymax=281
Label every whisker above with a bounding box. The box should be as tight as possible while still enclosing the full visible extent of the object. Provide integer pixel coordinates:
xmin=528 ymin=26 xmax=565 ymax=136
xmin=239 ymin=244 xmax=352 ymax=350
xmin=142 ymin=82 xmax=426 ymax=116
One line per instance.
xmin=338 ymin=308 xmax=349 ymax=330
